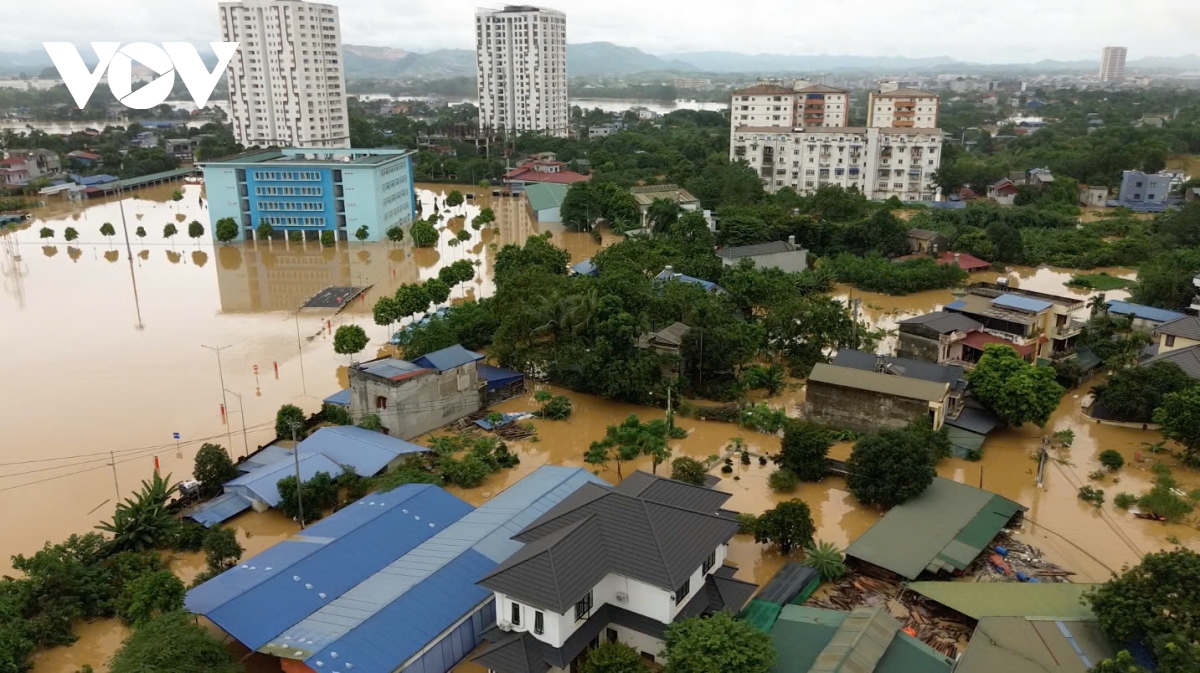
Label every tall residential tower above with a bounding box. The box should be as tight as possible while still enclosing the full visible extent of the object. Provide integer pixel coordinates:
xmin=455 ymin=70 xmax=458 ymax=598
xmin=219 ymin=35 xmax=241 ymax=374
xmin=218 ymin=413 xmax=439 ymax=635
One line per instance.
xmin=1100 ymin=47 xmax=1128 ymax=82
xmin=218 ymin=0 xmax=350 ymax=148
xmin=475 ymin=5 xmax=569 ymax=137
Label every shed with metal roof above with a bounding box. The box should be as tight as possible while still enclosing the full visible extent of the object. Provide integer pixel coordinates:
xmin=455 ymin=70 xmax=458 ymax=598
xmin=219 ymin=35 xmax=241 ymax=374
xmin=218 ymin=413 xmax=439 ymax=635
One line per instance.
xmin=1105 ymin=300 xmax=1184 ymax=326
xmin=412 ymin=344 xmax=485 ymax=373
xmin=523 ymin=183 xmax=568 ymax=222
xmin=954 ymin=618 xmax=1114 ymax=673
xmin=769 ymin=605 xmax=954 ymax=673
xmin=845 ymin=478 xmax=1024 ymax=580
xmin=991 ymin=293 xmax=1054 ymax=313
xmin=225 ymin=453 xmax=345 ymax=509
xmin=187 ymin=466 xmax=604 ymax=673
xmin=906 ymin=582 xmax=1101 ymax=620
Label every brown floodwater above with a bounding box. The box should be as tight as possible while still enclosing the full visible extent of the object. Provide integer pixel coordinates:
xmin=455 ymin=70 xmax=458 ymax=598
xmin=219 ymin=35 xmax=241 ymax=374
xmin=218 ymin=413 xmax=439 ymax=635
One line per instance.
xmin=5 ymin=183 xmax=1194 ymax=670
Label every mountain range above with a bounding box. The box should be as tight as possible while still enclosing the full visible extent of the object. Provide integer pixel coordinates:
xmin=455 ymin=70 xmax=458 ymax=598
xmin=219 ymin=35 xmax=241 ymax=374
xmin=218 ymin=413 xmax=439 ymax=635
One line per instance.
xmin=2 ymin=43 xmax=1199 ymax=80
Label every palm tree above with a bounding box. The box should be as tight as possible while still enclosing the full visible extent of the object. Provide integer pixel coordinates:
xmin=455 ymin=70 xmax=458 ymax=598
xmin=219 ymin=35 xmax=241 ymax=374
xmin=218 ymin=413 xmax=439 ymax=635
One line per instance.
xmin=529 ymin=293 xmax=579 ymax=345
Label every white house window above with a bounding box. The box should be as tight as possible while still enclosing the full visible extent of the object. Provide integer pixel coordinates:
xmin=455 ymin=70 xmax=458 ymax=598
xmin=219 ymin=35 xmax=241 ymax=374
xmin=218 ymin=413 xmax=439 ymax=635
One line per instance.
xmin=534 ymin=611 xmax=544 ymax=635
xmin=575 ymin=591 xmax=593 ymax=621
xmin=675 ymin=579 xmax=690 ymax=605
xmin=703 ymin=551 xmax=716 ymax=574
xmin=511 ymin=602 xmax=522 ymax=626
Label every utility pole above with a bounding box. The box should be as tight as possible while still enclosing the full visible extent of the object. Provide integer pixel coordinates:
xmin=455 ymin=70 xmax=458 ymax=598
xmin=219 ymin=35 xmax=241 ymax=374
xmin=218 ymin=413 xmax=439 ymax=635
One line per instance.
xmin=109 ymin=450 xmax=120 ymax=499
xmin=225 ymin=389 xmax=250 ymax=458
xmin=201 ymin=344 xmax=234 ymax=448
xmin=289 ymin=421 xmax=306 ymax=529
xmin=666 ymin=385 xmax=673 ymax=434
xmin=117 ymin=185 xmax=144 ymax=329
xmin=850 ymin=297 xmax=861 ymax=350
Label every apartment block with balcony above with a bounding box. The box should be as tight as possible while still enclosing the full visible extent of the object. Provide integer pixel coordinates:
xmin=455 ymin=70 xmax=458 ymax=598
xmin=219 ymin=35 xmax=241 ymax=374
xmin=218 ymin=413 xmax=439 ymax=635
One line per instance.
xmin=201 ymin=148 xmax=416 ymax=242
xmin=866 ymin=88 xmax=940 ymax=128
xmin=730 ymin=126 xmax=943 ymax=201
xmin=944 ymin=283 xmax=1086 ymax=362
xmin=471 ymin=472 xmax=757 ymax=673
xmin=476 ymin=5 xmax=569 ymax=137
xmin=218 ymin=0 xmax=349 ymax=148
xmin=794 ymin=84 xmax=850 ymax=127
xmin=728 ymin=84 xmax=799 ymax=130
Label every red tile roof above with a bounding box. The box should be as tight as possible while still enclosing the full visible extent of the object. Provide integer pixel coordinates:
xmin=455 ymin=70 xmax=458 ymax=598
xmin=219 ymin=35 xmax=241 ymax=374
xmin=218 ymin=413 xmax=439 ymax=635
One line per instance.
xmin=960 ymin=330 xmax=1039 ymax=357
xmin=895 ymin=251 xmax=990 ymax=272
xmin=503 ymin=166 xmax=590 ymax=185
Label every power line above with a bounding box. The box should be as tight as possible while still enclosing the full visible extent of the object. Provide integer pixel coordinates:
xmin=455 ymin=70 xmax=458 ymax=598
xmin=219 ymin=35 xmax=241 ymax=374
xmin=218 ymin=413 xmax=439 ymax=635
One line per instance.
xmin=1046 ymin=456 xmax=1144 ymax=560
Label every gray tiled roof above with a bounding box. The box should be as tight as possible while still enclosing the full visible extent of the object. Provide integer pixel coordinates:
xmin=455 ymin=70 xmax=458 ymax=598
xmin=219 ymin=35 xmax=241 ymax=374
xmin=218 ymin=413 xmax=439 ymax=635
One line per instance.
xmin=1143 ymin=344 xmax=1200 ymax=380
xmin=716 ymin=240 xmax=801 ymax=259
xmin=1155 ymin=315 xmax=1200 ymax=341
xmin=898 ymin=310 xmax=984 ymax=335
xmin=479 ymin=476 xmax=740 ymax=613
xmin=612 ymin=471 xmax=731 ymax=512
xmin=832 ymin=349 xmax=968 ymax=393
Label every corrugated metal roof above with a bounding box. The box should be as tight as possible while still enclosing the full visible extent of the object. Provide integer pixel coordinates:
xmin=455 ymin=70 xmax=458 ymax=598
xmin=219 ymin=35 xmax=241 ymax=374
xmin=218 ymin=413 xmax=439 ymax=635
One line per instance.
xmin=811 ymin=606 xmax=899 ymax=673
xmin=477 ymin=363 xmax=524 ymax=391
xmin=655 ymin=269 xmax=724 ymax=293
xmin=1105 ymin=300 xmax=1184 ymax=324
xmin=832 ymin=350 xmax=966 ymax=393
xmin=716 ymin=241 xmax=802 ymax=259
xmin=897 ymin=311 xmax=983 ymax=335
xmin=357 ymin=358 xmax=430 ymax=381
xmin=275 ymin=466 xmax=603 ymax=671
xmin=769 ymin=605 xmax=954 ymax=673
xmin=323 ymin=388 xmax=351 ymax=407
xmin=185 ymin=492 xmax=252 ymax=527
xmin=297 ymin=426 xmax=427 ymax=477
xmin=629 ymin=184 xmax=699 ymax=207
xmin=845 ymin=478 xmax=1024 ymax=580
xmin=226 ymin=453 xmax=345 ymax=507
xmin=954 ymin=618 xmax=1114 ymax=673
xmin=185 ymin=485 xmax=469 ymax=649
xmin=991 ymin=293 xmax=1054 ymax=313
xmin=523 ymin=182 xmax=568 ymax=212
xmin=906 ymin=583 xmax=1100 ymax=621
xmin=807 ymin=363 xmax=949 ymax=403
xmin=412 ymin=344 xmax=485 ymax=372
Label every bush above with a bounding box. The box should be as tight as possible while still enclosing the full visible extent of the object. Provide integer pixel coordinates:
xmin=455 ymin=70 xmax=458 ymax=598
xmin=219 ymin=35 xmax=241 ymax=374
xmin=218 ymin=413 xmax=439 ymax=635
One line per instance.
xmin=109 ymin=611 xmax=242 ymax=673
xmin=168 ymin=520 xmax=208 ymax=552
xmin=767 ymin=468 xmax=799 ymax=493
xmin=357 ymin=414 xmax=384 ymax=431
xmin=801 ymin=540 xmax=846 ymax=581
xmin=202 ymin=527 xmax=243 ymax=572
xmin=824 ymin=253 xmax=968 ymax=295
xmin=735 ymin=513 xmax=758 ymax=535
xmin=276 ymin=472 xmax=339 ymax=521
xmin=320 ymin=231 xmax=335 ymax=247
xmin=275 ymin=404 xmax=307 ymax=439
xmin=1114 ymin=493 xmax=1137 ymax=510
xmin=662 ymin=612 xmax=776 ymax=673
xmin=720 ymin=464 xmax=733 ymax=474
xmin=1138 ymin=483 xmax=1194 ymax=523
xmin=1078 ymin=485 xmax=1105 ymax=507
xmin=753 ymin=499 xmax=816 ymax=553
xmin=670 ymin=457 xmax=708 ymax=486
xmin=1099 ymin=449 xmax=1125 ymax=471
xmin=740 ymin=404 xmax=790 ymax=434
xmin=323 ymin=403 xmax=352 ymax=426
xmin=537 ymin=394 xmax=573 ymax=420
xmin=116 ymin=570 xmax=185 ymax=625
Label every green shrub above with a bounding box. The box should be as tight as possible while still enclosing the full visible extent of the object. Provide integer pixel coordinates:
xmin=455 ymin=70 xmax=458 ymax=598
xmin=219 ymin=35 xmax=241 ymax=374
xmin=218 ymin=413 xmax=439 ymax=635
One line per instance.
xmin=1078 ymin=485 xmax=1105 ymax=507
xmin=670 ymin=457 xmax=707 ymax=485
xmin=1114 ymin=493 xmax=1137 ymax=510
xmin=801 ymin=540 xmax=847 ymax=581
xmin=767 ymin=468 xmax=799 ymax=493
xmin=1099 ymin=449 xmax=1125 ymax=471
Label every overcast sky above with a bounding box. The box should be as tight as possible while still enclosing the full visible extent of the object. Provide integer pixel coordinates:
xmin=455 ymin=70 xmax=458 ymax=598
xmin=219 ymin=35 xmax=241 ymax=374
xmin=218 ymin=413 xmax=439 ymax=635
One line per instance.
xmin=13 ymin=0 xmax=1197 ymax=62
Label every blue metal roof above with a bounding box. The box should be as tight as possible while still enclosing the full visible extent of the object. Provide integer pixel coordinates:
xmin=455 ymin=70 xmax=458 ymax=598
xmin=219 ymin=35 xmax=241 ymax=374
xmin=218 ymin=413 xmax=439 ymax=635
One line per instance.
xmin=274 ymin=466 xmax=604 ymax=672
xmin=571 ymin=258 xmax=598 ymax=276
xmin=991 ymin=293 xmax=1054 ymax=313
xmin=186 ymin=492 xmax=252 ymax=527
xmin=323 ymin=388 xmax=351 ymax=407
xmin=225 ymin=453 xmax=344 ymax=507
xmin=240 ymin=445 xmax=293 ymax=473
xmin=655 ymin=269 xmax=724 ymax=293
xmin=945 ymin=300 xmax=968 ymax=310
xmin=412 ymin=344 xmax=485 ymax=372
xmin=477 ymin=363 xmax=525 ymax=392
xmin=185 ymin=485 xmax=474 ymax=651
xmin=1105 ymin=300 xmax=1185 ymax=324
xmin=297 ymin=426 xmax=428 ymax=477
xmin=358 ymin=358 xmax=429 ymax=380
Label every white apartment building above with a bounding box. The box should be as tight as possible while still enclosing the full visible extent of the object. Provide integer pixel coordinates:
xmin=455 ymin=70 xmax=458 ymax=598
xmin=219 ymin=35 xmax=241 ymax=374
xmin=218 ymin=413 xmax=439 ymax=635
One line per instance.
xmin=475 ymin=5 xmax=569 ymax=138
xmin=728 ymin=83 xmax=850 ymax=133
xmin=866 ymin=88 xmax=940 ymax=128
xmin=731 ymin=126 xmax=943 ymax=201
xmin=1100 ymin=46 xmax=1128 ymax=82
xmin=218 ymin=0 xmax=349 ymax=149
xmin=471 ymin=472 xmax=756 ymax=673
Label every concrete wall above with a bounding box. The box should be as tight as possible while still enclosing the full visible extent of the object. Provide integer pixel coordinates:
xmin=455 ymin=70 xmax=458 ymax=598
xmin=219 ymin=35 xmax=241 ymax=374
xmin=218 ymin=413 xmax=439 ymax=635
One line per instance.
xmin=804 ymin=381 xmax=936 ymax=433
xmin=348 ymin=363 xmax=481 ymax=439
xmin=1159 ymin=333 xmax=1200 ymax=354
xmin=897 ymin=332 xmax=941 ymax=363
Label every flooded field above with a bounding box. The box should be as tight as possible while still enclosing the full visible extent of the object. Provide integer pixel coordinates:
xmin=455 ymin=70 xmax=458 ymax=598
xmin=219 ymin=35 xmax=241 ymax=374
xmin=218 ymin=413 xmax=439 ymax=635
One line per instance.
xmin=3 ymin=181 xmax=1196 ymax=671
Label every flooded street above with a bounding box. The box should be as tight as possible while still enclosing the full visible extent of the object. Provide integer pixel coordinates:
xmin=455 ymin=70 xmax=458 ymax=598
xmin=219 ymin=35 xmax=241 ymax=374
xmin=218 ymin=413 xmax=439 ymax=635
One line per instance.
xmin=3 ymin=181 xmax=1195 ymax=670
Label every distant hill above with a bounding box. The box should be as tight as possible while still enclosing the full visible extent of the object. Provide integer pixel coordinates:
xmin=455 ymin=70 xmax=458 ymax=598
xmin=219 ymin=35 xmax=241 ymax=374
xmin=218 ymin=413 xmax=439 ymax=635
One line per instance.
xmin=343 ymin=44 xmax=475 ymax=78
xmin=660 ymin=51 xmax=960 ymax=73
xmin=566 ymin=42 xmax=695 ymax=75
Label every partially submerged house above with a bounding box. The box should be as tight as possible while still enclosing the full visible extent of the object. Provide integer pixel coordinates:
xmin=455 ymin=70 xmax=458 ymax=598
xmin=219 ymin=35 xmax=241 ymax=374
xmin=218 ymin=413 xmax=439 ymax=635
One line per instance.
xmin=630 ymin=184 xmax=700 ymax=229
xmin=831 ymin=350 xmax=967 ymax=412
xmin=655 ymin=266 xmax=725 ymax=294
xmin=1104 ymin=300 xmax=1185 ymax=334
xmin=1140 ymin=315 xmax=1200 ymax=382
xmin=524 ymin=183 xmax=569 ymax=222
xmin=905 ymin=229 xmax=948 ymax=254
xmin=768 ymin=605 xmax=955 ymax=673
xmin=804 ymin=362 xmax=951 ymax=433
xmin=188 ymin=426 xmax=430 ymax=524
xmin=471 ymin=471 xmax=758 ymax=673
xmin=715 ymin=237 xmax=808 ymax=273
xmin=896 ymin=310 xmax=984 ymax=365
xmin=845 ymin=477 xmax=1025 ymax=580
xmin=945 ymin=283 xmax=1086 ymax=361
xmin=637 ymin=322 xmax=691 ymax=355
xmin=186 ymin=466 xmax=603 ymax=673
xmin=348 ymin=345 xmax=486 ymax=439
xmin=893 ymin=250 xmax=990 ymax=272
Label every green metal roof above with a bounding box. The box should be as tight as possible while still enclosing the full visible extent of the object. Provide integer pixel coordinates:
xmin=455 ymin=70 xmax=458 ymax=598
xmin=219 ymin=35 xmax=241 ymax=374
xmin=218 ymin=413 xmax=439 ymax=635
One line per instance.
xmin=945 ymin=426 xmax=986 ymax=458
xmin=810 ymin=607 xmax=898 ymax=673
xmin=523 ymin=182 xmax=569 ymax=213
xmin=769 ymin=605 xmax=954 ymax=673
xmin=955 ymin=618 xmax=1114 ymax=673
xmin=845 ymin=478 xmax=1024 ymax=580
xmin=807 ymin=364 xmax=949 ymax=403
xmin=744 ymin=599 xmax=784 ymax=634
xmin=905 ymin=582 xmax=1101 ymax=621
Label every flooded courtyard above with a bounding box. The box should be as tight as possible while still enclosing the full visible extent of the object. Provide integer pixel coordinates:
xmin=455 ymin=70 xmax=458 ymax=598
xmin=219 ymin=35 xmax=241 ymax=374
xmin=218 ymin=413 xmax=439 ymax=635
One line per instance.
xmin=3 ymin=183 xmax=1197 ymax=671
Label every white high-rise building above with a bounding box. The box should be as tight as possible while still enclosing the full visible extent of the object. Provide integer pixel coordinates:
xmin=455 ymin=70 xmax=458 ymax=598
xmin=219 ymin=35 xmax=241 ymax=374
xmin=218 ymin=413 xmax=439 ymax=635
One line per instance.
xmin=1100 ymin=47 xmax=1128 ymax=82
xmin=866 ymin=88 xmax=940 ymax=129
xmin=475 ymin=5 xmax=568 ymax=137
xmin=727 ymin=82 xmax=850 ymax=135
xmin=218 ymin=0 xmax=349 ymax=148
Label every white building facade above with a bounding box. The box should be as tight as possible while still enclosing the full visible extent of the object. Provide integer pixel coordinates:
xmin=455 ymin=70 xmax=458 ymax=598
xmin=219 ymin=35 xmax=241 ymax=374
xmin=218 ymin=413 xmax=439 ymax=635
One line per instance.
xmin=1100 ymin=47 xmax=1128 ymax=82
xmin=475 ymin=5 xmax=569 ymax=137
xmin=731 ymin=126 xmax=943 ymax=201
xmin=218 ymin=0 xmax=349 ymax=149
xmin=866 ymin=88 xmax=940 ymax=128
xmin=728 ymin=83 xmax=850 ymax=134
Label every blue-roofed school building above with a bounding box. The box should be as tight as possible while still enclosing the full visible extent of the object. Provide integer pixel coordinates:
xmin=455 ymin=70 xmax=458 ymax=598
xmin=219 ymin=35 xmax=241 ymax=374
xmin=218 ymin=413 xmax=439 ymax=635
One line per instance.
xmin=202 ymin=148 xmax=417 ymax=243
xmin=185 ymin=466 xmax=604 ymax=673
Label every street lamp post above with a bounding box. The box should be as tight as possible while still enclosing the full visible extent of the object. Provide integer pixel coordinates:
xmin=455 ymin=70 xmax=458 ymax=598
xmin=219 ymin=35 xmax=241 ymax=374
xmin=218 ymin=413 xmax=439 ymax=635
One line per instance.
xmin=201 ymin=344 xmax=233 ymax=448
xmin=224 ymin=389 xmax=250 ymax=458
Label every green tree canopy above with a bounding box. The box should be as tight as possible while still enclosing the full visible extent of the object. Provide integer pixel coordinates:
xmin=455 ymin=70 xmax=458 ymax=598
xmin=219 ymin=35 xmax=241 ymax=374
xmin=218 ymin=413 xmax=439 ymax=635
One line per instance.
xmin=64 ymin=226 xmax=79 ymax=241
xmin=670 ymin=457 xmax=708 ymax=486
xmin=968 ymin=344 xmax=1064 ymax=427
xmin=116 ymin=570 xmax=185 ymax=625
xmin=410 ymin=218 xmax=439 ymax=247
xmin=214 ymin=218 xmax=238 ymax=242
xmin=424 ymin=278 xmax=451 ymax=305
xmin=445 ymin=190 xmax=464 ymax=207
xmin=99 ymin=222 xmax=116 ymax=237
xmin=394 ymin=283 xmax=432 ymax=320
xmin=202 ymin=526 xmax=243 ymax=572
xmin=775 ymin=421 xmax=832 ymax=482
xmin=753 ymin=499 xmax=816 ymax=554
xmin=162 ymin=223 xmax=178 ymax=239
xmin=1094 ymin=361 xmax=1193 ymax=423
xmin=385 ymin=225 xmax=404 ymax=243
xmin=586 ymin=414 xmax=679 ymax=479
xmin=108 ymin=612 xmax=243 ymax=673
xmin=256 ymin=221 xmax=273 ymax=239
xmin=275 ymin=403 xmax=306 ymax=438
xmin=332 ymin=324 xmax=369 ymax=357
xmin=845 ymin=426 xmax=936 ymax=509
xmin=1087 ymin=549 xmax=1200 ymax=673
xmin=662 ymin=611 xmax=776 ymax=673
xmin=355 ymin=225 xmax=370 ymax=242
xmin=579 ymin=641 xmax=651 ymax=673
xmin=188 ymin=221 xmax=204 ymax=239
xmin=193 ymin=443 xmax=238 ymax=498
xmin=1153 ymin=387 xmax=1200 ymax=466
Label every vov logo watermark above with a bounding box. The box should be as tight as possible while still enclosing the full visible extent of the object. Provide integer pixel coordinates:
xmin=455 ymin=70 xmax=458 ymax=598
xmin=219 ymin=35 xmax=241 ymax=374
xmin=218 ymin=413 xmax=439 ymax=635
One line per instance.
xmin=43 ymin=42 xmax=239 ymax=110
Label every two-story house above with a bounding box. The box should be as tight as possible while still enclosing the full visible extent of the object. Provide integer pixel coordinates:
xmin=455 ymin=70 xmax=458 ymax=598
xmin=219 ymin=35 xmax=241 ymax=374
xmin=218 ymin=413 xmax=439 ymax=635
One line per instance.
xmin=897 ymin=310 xmax=985 ymax=365
xmin=944 ymin=283 xmax=1085 ymax=362
xmin=1141 ymin=315 xmax=1200 ymax=382
xmin=347 ymin=344 xmax=485 ymax=439
xmin=471 ymin=472 xmax=757 ymax=673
